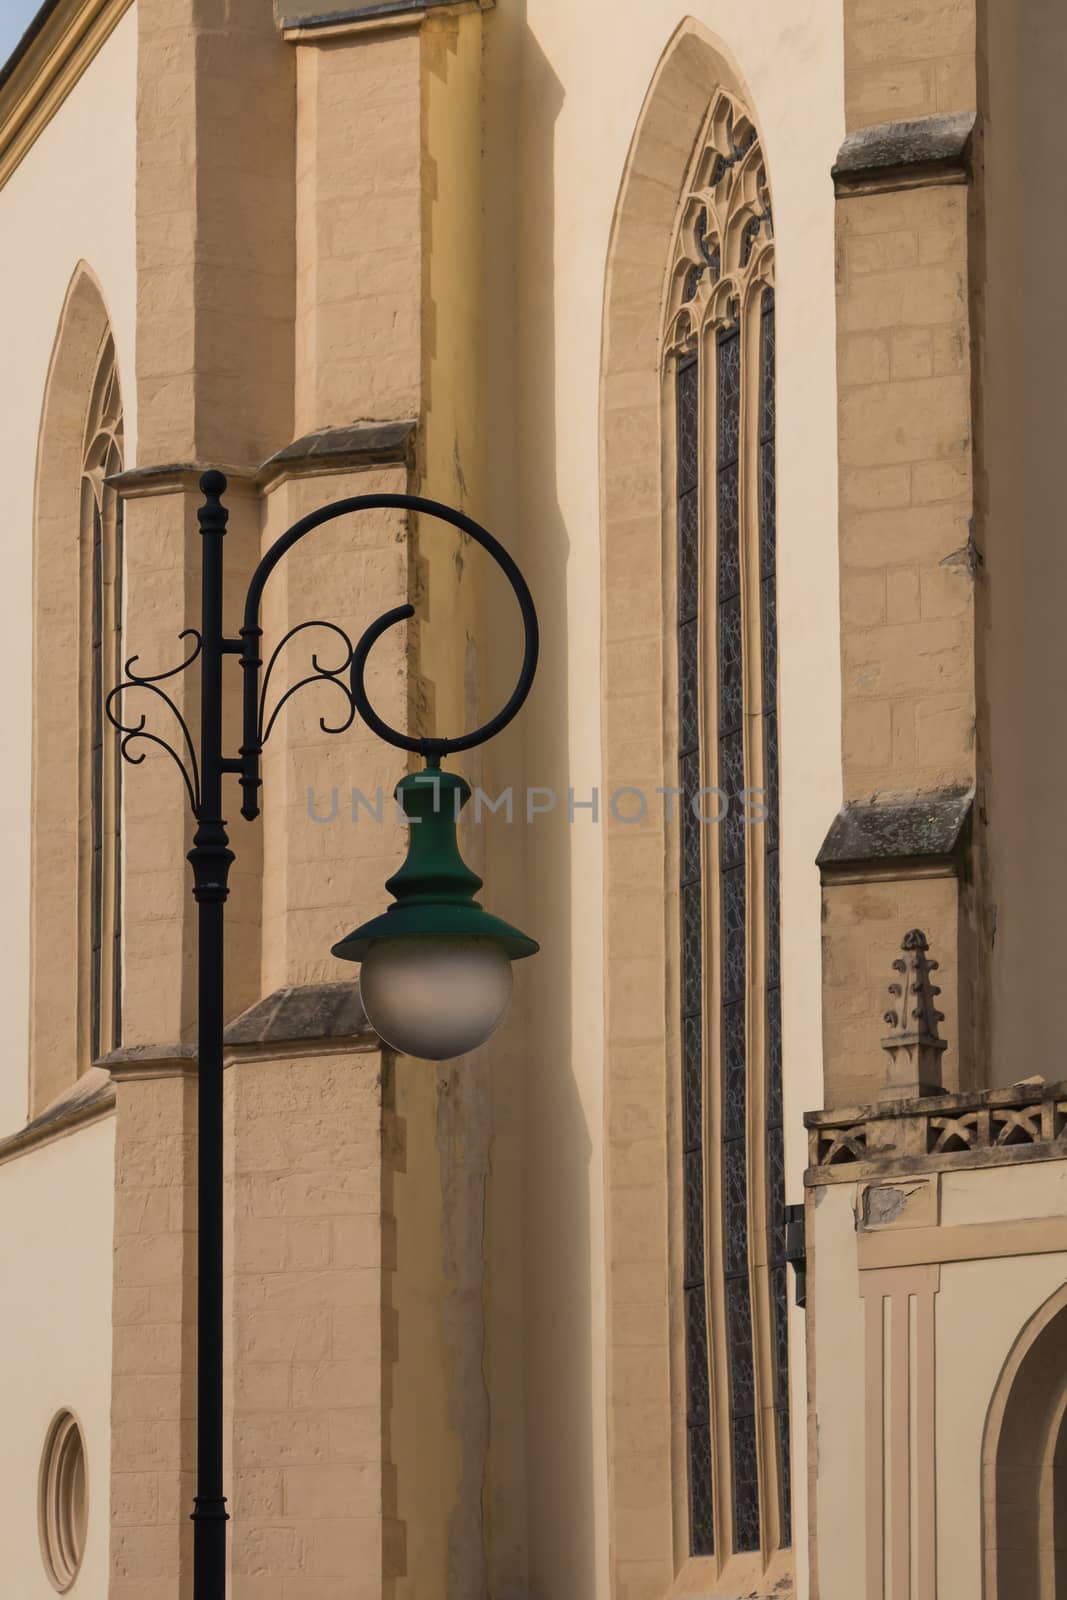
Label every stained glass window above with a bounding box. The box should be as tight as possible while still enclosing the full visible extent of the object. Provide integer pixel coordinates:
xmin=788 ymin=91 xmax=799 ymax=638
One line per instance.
xmin=82 ymin=342 xmax=124 ymax=1061
xmin=669 ymin=90 xmax=790 ymax=1565
xmin=761 ymin=289 xmax=791 ymax=1545
xmin=91 ymin=500 xmax=104 ymax=1061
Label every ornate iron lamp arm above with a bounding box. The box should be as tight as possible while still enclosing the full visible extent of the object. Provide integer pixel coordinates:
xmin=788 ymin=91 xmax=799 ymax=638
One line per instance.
xmin=235 ymin=488 xmax=539 ymax=818
xmin=108 ymin=469 xmax=539 ymax=1600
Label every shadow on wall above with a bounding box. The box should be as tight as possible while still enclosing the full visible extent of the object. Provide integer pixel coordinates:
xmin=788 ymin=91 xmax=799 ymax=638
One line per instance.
xmin=481 ymin=4 xmax=595 ymax=1598
xmin=516 ymin=23 xmax=593 ymax=1600
xmin=975 ymin=0 xmax=1067 ymax=1080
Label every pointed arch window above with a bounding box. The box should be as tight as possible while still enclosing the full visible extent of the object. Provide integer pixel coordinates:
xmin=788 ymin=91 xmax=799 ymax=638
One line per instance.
xmin=668 ymin=93 xmax=790 ymax=1562
xmin=80 ymin=337 xmax=124 ymax=1060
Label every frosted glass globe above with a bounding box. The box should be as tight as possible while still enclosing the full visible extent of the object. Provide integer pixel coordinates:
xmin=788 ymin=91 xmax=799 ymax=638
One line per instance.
xmin=358 ymin=936 xmax=514 ymax=1060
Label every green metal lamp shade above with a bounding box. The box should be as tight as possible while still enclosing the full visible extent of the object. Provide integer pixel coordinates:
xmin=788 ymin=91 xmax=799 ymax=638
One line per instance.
xmin=331 ymin=767 xmax=539 ymax=964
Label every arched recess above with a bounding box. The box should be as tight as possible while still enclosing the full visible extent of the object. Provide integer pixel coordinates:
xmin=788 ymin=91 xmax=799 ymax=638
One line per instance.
xmin=31 ymin=262 xmax=124 ymax=1116
xmin=600 ymin=19 xmax=790 ymax=1595
xmin=983 ymin=1282 xmax=1067 ymax=1599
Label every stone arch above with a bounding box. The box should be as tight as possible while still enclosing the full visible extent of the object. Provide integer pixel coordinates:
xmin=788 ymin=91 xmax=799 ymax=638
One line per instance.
xmin=983 ymin=1282 xmax=1067 ymax=1598
xmin=599 ymin=20 xmax=785 ymax=1593
xmin=31 ymin=261 xmax=124 ymax=1114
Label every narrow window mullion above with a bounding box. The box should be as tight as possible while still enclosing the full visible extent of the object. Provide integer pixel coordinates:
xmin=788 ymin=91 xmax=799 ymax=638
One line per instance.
xmin=677 ymin=350 xmax=715 ymax=1558
xmin=90 ymin=497 xmax=104 ymax=1064
xmin=112 ymin=488 xmax=124 ymax=1050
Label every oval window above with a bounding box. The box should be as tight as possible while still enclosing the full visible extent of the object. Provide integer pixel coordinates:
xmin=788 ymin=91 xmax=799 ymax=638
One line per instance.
xmin=38 ymin=1410 xmax=88 ymax=1591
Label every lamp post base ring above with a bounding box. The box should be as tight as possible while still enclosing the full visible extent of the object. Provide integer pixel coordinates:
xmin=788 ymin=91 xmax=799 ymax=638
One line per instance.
xmin=191 ymin=1496 xmax=230 ymax=1524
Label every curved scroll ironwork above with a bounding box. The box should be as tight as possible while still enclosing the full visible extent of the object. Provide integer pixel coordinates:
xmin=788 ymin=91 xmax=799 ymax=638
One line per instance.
xmin=345 ymin=506 xmax=538 ymax=757
xmin=122 ymin=627 xmax=202 ymax=686
xmin=105 ymin=629 xmax=203 ymax=813
xmin=238 ymin=493 xmax=539 ymax=819
xmin=258 ymin=620 xmax=357 ymax=747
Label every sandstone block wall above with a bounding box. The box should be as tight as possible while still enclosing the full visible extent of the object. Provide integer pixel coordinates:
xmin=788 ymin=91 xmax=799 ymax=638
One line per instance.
xmin=110 ymin=1068 xmax=198 ymax=1600
xmin=226 ymin=1045 xmax=400 ymax=1599
xmin=825 ymin=0 xmax=980 ymax=1110
xmin=845 ymin=0 xmax=975 ymax=130
xmin=837 ymin=182 xmax=974 ymax=800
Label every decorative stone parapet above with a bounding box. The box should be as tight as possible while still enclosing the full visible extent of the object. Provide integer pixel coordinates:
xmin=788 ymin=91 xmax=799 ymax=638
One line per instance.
xmin=806 ymin=1077 xmax=1067 ymax=1185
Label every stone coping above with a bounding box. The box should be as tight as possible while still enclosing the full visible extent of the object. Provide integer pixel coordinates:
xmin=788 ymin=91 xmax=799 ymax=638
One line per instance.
xmin=806 ymin=1077 xmax=1067 ymax=1185
xmin=817 ymin=787 xmax=973 ymax=883
xmin=107 ymin=419 xmax=419 ymax=499
xmin=0 ymin=1066 xmax=115 ymax=1166
xmin=224 ymin=981 xmax=375 ymax=1046
xmin=832 ymin=110 xmax=977 ymax=196
xmin=99 ymin=984 xmax=379 ymax=1083
xmin=280 ymin=0 xmax=491 ymax=38
xmin=106 ymin=462 xmax=258 ymax=499
xmin=102 ymin=1043 xmax=199 ymax=1082
xmin=259 ymin=418 xmax=417 ymax=487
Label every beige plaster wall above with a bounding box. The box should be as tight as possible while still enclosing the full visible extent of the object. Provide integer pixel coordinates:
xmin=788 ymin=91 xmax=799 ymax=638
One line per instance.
xmin=810 ymin=1161 xmax=1067 ymax=1600
xmin=0 ymin=1117 xmax=117 ymax=1598
xmin=809 ymin=1181 xmax=865 ymax=1600
xmin=483 ymin=5 xmax=843 ymax=1595
xmin=0 ymin=7 xmax=137 ymax=1130
xmin=938 ymin=1246 xmax=1067 ymax=1595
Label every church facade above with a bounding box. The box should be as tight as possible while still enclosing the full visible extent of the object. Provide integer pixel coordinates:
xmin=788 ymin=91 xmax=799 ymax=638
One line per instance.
xmin=0 ymin=0 xmax=1064 ymax=1597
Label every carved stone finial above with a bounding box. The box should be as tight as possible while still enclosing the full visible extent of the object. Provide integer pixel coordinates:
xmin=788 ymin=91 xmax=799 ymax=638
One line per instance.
xmin=879 ymin=928 xmax=947 ymax=1102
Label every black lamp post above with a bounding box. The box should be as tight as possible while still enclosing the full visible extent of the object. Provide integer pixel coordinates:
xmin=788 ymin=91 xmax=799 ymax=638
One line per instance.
xmin=107 ymin=471 xmax=539 ymax=1600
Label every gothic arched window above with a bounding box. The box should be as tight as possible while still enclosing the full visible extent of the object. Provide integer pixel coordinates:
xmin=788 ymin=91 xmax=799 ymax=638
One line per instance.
xmin=80 ymin=336 xmax=124 ymax=1061
xmin=667 ymin=91 xmax=789 ymax=1562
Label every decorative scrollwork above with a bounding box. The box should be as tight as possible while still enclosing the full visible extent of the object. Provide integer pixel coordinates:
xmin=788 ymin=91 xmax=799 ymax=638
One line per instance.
xmin=258 ymin=620 xmax=357 ymax=746
xmin=122 ymin=628 xmax=202 ymax=686
xmin=105 ymin=629 xmax=203 ymax=813
xmin=240 ymin=493 xmax=539 ymax=810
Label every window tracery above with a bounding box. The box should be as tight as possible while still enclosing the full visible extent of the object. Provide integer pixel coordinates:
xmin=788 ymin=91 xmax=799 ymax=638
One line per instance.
xmin=667 ymin=90 xmax=789 ymax=1562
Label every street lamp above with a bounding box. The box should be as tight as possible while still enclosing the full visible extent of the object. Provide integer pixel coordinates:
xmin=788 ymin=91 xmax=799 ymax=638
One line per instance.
xmin=334 ymin=764 xmax=538 ymax=1057
xmin=107 ymin=471 xmax=539 ymax=1600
